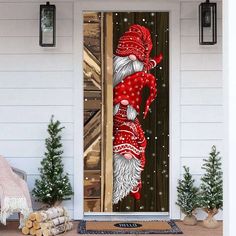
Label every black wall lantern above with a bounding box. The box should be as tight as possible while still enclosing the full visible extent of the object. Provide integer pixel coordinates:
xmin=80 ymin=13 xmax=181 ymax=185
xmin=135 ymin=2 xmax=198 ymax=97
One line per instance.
xmin=199 ymin=0 xmax=217 ymax=45
xmin=40 ymin=2 xmax=56 ymax=47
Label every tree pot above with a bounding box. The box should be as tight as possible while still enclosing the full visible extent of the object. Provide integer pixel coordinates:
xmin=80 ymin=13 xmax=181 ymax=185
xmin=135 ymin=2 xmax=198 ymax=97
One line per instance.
xmin=183 ymin=215 xmax=197 ymax=226
xmin=203 ymin=208 xmax=219 ymax=229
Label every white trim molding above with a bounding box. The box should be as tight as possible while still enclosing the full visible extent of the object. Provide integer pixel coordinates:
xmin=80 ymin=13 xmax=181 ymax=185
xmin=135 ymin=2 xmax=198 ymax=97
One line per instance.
xmin=73 ymin=0 xmax=181 ymax=220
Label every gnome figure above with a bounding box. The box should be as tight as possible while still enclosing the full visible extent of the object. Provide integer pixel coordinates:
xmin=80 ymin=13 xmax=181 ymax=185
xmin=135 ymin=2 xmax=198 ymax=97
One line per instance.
xmin=112 ymin=24 xmax=163 ymax=204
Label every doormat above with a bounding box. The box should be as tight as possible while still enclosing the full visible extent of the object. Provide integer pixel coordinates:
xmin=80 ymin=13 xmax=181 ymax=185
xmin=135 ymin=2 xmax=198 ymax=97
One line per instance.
xmin=78 ymin=220 xmax=183 ymax=234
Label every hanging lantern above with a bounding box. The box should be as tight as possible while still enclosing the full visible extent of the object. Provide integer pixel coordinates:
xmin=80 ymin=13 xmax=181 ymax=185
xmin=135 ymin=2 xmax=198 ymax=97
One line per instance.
xmin=199 ymin=0 xmax=217 ymax=45
xmin=39 ymin=2 xmax=56 ymax=47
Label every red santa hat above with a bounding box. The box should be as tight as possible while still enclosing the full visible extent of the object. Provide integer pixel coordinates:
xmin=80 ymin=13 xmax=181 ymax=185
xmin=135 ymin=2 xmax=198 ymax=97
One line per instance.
xmin=115 ymin=24 xmax=163 ymax=71
xmin=113 ymin=71 xmax=157 ymax=118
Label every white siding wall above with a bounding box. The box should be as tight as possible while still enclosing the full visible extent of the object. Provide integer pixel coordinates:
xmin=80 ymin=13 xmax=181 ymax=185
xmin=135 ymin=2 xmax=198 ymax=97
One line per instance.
xmin=0 ymin=0 xmax=223 ymax=220
xmin=0 ymin=1 xmax=74 ymax=217
xmin=180 ymin=0 xmax=223 ymax=220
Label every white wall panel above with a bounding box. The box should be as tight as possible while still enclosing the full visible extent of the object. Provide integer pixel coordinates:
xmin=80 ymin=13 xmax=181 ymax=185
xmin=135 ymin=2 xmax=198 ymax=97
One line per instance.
xmin=6 ymin=157 xmax=74 ymax=175
xmin=0 ymin=37 xmax=73 ymax=54
xmin=0 ymin=54 xmax=73 ymax=71
xmin=0 ymin=2 xmax=73 ymax=20
xmin=181 ymin=54 xmax=222 ymax=71
xmin=181 ymin=36 xmax=222 ymax=54
xmin=0 ymin=0 xmax=223 ymax=220
xmin=0 ymin=71 xmax=73 ymax=88
xmin=181 ymin=140 xmax=223 ymax=157
xmin=181 ymin=88 xmax=223 ymax=105
xmin=181 ymin=105 xmax=223 ymax=122
xmin=0 ymin=106 xmax=73 ymax=123
xmin=0 ymin=20 xmax=72 ymax=37
xmin=179 ymin=0 xmax=223 ymax=221
xmin=0 ymin=123 xmax=73 ymax=140
xmin=181 ymin=123 xmax=223 ymax=140
xmin=0 ymin=140 xmax=73 ymax=158
xmin=0 ymin=89 xmax=73 ymax=105
xmin=181 ymin=71 xmax=222 ymax=88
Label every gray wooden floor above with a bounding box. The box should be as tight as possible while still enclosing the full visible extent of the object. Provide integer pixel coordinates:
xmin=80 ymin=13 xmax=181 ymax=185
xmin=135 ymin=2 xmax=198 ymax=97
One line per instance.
xmin=0 ymin=221 xmax=223 ymax=236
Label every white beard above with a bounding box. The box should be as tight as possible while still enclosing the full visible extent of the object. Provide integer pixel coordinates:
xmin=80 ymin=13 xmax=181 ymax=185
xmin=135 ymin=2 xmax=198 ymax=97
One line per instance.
xmin=113 ymin=55 xmax=144 ymax=87
xmin=113 ymin=154 xmax=143 ymax=204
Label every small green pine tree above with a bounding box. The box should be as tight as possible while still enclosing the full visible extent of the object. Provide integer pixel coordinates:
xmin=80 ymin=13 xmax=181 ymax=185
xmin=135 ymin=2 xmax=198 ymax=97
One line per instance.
xmin=199 ymin=145 xmax=223 ymax=211
xmin=32 ymin=116 xmax=73 ymax=206
xmin=176 ymin=166 xmax=199 ymax=216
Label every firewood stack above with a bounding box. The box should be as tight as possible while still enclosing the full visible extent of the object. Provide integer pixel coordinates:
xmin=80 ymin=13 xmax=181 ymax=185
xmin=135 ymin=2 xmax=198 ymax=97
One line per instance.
xmin=21 ymin=206 xmax=73 ymax=236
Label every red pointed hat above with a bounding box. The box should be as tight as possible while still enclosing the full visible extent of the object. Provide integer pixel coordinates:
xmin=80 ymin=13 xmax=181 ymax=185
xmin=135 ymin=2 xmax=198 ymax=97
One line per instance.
xmin=115 ymin=24 xmax=153 ymax=68
xmin=113 ymin=71 xmax=157 ymax=118
xmin=115 ymin=24 xmax=163 ymax=71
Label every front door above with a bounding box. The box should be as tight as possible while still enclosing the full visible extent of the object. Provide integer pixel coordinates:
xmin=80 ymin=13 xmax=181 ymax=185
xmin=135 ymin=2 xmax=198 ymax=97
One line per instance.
xmin=83 ymin=11 xmax=169 ymax=214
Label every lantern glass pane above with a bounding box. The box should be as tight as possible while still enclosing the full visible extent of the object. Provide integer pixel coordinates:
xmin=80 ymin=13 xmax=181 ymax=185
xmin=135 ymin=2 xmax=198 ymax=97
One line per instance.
xmin=202 ymin=7 xmax=213 ymax=42
xmin=41 ymin=8 xmax=54 ymax=45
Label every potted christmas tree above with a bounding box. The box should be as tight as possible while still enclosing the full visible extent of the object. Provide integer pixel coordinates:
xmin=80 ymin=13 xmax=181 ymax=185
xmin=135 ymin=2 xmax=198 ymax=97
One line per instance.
xmin=176 ymin=166 xmax=199 ymax=225
xmin=199 ymin=145 xmax=223 ymax=229
xmin=33 ymin=116 xmax=73 ymax=207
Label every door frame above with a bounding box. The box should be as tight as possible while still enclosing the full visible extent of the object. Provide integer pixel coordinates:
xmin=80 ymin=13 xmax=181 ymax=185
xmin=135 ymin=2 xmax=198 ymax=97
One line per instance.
xmin=73 ymin=0 xmax=181 ymax=220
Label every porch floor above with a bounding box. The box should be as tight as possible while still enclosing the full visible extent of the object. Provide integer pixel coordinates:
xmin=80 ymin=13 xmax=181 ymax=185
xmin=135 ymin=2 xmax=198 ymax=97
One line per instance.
xmin=0 ymin=221 xmax=223 ymax=236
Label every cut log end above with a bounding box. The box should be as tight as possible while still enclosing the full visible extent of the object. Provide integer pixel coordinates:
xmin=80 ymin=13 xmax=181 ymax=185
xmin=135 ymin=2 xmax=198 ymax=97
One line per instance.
xmin=22 ymin=226 xmax=30 ymax=235
xmin=30 ymin=227 xmax=36 ymax=236
xmin=35 ymin=213 xmax=42 ymax=223
xmin=36 ymin=229 xmax=43 ymax=236
xmin=29 ymin=212 xmax=37 ymax=221
xmin=33 ymin=221 xmax=40 ymax=230
xmin=26 ymin=220 xmax=33 ymax=228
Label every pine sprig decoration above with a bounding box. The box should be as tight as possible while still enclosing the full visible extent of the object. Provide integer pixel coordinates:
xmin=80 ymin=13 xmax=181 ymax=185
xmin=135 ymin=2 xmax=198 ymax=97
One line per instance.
xmin=176 ymin=166 xmax=199 ymax=216
xmin=32 ymin=115 xmax=73 ymax=206
xmin=199 ymin=145 xmax=223 ymax=211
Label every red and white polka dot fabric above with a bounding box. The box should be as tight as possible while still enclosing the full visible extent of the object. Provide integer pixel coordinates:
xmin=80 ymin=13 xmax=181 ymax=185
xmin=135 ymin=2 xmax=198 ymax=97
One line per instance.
xmin=113 ymin=71 xmax=157 ymax=119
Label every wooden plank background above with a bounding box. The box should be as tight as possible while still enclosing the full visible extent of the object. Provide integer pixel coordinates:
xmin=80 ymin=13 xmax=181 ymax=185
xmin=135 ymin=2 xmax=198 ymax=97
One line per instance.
xmin=112 ymin=12 xmax=169 ymax=213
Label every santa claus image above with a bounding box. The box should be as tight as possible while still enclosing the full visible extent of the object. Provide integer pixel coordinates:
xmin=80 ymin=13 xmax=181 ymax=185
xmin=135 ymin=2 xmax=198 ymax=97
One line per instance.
xmin=112 ymin=24 xmax=163 ymax=204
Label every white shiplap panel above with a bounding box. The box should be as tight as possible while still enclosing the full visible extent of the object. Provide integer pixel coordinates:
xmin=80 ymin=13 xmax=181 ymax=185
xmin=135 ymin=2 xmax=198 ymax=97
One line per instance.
xmin=0 ymin=71 xmax=73 ymax=88
xmin=0 ymin=54 xmax=73 ymax=71
xmin=181 ymin=157 xmax=204 ymax=174
xmin=181 ymin=88 xmax=223 ymax=105
xmin=0 ymin=37 xmax=73 ymax=54
xmin=181 ymin=54 xmax=222 ymax=71
xmin=181 ymin=19 xmax=222 ymax=36
xmin=0 ymin=140 xmax=73 ymax=158
xmin=0 ymin=123 xmax=73 ymax=140
xmin=0 ymin=106 xmax=73 ymax=123
xmin=181 ymin=105 xmax=223 ymax=122
xmin=181 ymin=71 xmax=222 ymax=88
xmin=0 ymin=20 xmax=72 ymax=37
xmin=6 ymin=157 xmax=74 ymax=175
xmin=0 ymin=2 xmax=73 ymax=20
xmin=0 ymin=89 xmax=73 ymax=105
xmin=181 ymin=123 xmax=223 ymax=140
xmin=181 ymin=36 xmax=222 ymax=54
xmin=181 ymin=1 xmax=222 ymax=19
xmin=181 ymin=140 xmax=223 ymax=157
